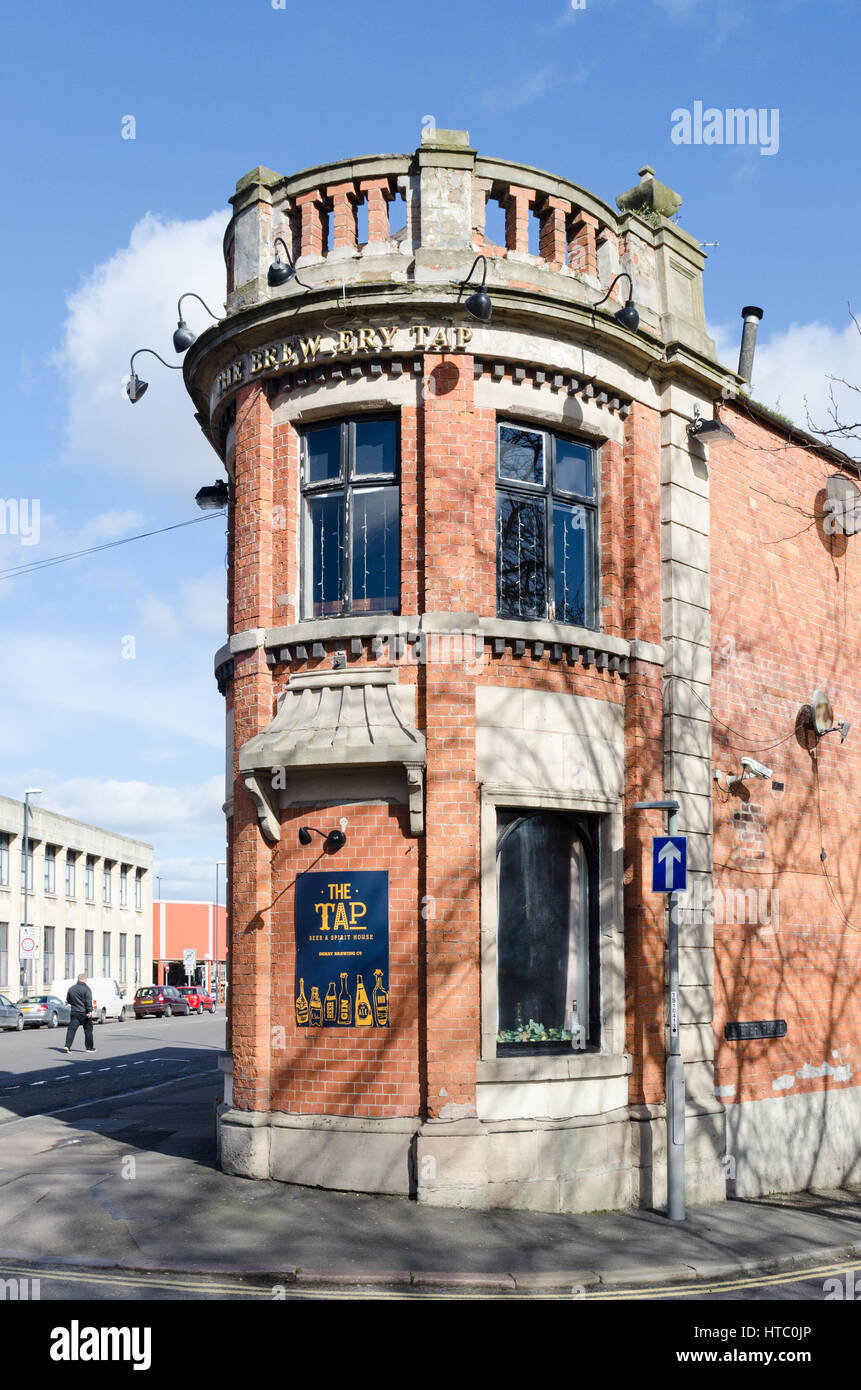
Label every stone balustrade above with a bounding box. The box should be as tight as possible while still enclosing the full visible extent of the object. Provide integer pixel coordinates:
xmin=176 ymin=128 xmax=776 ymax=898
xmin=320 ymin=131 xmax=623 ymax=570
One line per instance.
xmin=222 ymin=130 xmax=713 ymax=358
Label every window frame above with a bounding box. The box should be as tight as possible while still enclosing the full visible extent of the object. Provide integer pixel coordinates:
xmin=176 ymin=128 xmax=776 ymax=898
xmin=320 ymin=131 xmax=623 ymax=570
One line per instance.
xmin=0 ymin=834 xmax=10 ymax=888
xmin=84 ymin=930 xmax=94 ymax=977
xmin=43 ymin=926 xmax=54 ymax=987
xmin=44 ymin=845 xmax=56 ymax=896
xmin=65 ymin=852 xmax=76 ymax=899
xmin=495 ymin=421 xmax=600 ymax=629
xmin=494 ymin=808 xmax=601 ymax=1057
xmin=64 ymin=928 xmax=75 ymax=978
xmin=300 ymin=413 xmax=401 ymax=620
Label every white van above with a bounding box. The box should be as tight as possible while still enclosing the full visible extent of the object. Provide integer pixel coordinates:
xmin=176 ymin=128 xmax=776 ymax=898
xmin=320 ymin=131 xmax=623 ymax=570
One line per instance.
xmin=50 ymin=977 xmax=127 ymax=1024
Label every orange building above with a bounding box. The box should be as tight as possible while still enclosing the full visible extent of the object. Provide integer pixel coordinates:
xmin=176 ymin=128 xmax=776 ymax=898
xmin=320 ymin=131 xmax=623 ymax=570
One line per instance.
xmin=152 ymin=900 xmax=228 ymax=998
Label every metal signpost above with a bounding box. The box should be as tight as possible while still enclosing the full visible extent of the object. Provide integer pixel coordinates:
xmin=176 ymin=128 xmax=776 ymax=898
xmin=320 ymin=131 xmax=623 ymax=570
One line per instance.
xmin=183 ymin=948 xmax=196 ymax=984
xmin=634 ymin=799 xmax=687 ymax=1221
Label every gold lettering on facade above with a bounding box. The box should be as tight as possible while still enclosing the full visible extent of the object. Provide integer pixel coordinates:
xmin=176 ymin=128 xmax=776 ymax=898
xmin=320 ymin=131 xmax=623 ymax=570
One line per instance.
xmin=357 ymin=328 xmax=379 ymax=352
xmin=335 ymin=330 xmax=355 ymax=354
xmin=249 ymin=350 xmax=263 ymax=374
xmin=428 ymin=327 xmax=450 ymax=351
xmin=455 ymin=326 xmax=473 ymax=348
xmin=377 ymin=326 xmax=397 ymax=349
xmin=410 ymin=325 xmax=430 ymax=347
xmin=299 ymin=335 xmax=321 ymax=361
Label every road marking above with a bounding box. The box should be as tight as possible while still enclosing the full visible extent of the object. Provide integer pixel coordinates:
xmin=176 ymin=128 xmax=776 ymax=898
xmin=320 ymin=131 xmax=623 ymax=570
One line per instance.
xmin=0 ymin=1254 xmax=854 ymax=1300
xmin=0 ymin=1069 xmax=219 ymax=1127
xmin=585 ymin=1256 xmax=861 ymax=1300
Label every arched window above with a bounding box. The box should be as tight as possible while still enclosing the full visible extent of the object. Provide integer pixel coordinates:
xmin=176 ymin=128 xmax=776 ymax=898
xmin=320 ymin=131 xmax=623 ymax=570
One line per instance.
xmin=496 ymin=810 xmax=598 ymax=1055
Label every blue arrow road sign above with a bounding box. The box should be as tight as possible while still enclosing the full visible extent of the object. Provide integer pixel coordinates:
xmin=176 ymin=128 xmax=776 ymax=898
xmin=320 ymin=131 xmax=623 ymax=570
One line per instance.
xmin=652 ymin=836 xmax=687 ymax=893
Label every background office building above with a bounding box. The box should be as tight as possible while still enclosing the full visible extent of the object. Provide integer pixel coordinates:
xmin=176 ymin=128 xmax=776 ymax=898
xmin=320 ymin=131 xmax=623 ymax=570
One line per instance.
xmin=180 ymin=129 xmax=861 ymax=1213
xmin=0 ymin=795 xmax=153 ymax=1002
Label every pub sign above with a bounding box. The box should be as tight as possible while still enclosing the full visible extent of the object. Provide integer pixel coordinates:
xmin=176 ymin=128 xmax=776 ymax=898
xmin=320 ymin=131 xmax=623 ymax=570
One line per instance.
xmin=294 ymin=870 xmax=389 ymax=1028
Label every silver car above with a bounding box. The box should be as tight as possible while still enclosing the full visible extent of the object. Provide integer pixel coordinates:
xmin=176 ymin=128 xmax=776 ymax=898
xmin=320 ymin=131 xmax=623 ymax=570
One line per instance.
xmin=0 ymin=994 xmax=23 ymax=1032
xmin=18 ymin=995 xmax=71 ymax=1029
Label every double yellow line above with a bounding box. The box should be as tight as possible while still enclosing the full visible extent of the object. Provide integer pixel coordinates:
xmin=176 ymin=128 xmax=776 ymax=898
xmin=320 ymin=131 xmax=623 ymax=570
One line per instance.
xmin=0 ymin=1254 xmax=856 ymax=1300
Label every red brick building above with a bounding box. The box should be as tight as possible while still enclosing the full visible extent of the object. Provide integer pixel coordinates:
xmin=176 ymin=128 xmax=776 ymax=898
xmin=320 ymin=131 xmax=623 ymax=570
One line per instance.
xmin=181 ymin=131 xmax=861 ymax=1211
xmin=152 ymin=900 xmax=227 ymax=996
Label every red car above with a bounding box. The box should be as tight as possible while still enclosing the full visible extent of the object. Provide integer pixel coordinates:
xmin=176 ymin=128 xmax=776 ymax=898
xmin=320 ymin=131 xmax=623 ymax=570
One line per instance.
xmin=178 ymin=986 xmax=216 ymax=1014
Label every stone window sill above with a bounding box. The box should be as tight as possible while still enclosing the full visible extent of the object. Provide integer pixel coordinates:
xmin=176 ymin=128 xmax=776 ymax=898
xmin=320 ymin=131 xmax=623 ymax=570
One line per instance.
xmin=477 ymin=1052 xmax=632 ymax=1085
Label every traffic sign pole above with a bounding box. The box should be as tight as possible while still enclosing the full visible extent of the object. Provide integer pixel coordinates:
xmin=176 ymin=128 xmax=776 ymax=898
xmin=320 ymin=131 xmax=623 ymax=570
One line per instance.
xmin=634 ymin=799 xmax=686 ymax=1221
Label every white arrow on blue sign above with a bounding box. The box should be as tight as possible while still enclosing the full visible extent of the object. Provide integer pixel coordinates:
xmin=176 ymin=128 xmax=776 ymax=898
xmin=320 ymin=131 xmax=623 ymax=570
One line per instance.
xmin=652 ymin=835 xmax=687 ymax=893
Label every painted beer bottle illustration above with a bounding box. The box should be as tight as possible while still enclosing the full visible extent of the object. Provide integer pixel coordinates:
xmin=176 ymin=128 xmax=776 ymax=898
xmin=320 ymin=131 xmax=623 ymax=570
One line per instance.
xmin=372 ymin=969 xmax=389 ymax=1027
xmin=295 ymin=978 xmax=309 ymax=1026
xmin=309 ymin=986 xmax=322 ymax=1027
xmin=324 ymin=980 xmax=337 ymax=1024
xmin=337 ymin=972 xmax=352 ymax=1025
xmin=355 ymin=975 xmax=372 ymax=1026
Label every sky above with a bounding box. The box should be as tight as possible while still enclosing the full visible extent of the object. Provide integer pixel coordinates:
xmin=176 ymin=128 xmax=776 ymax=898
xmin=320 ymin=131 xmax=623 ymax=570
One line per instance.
xmin=0 ymin=0 xmax=858 ymax=899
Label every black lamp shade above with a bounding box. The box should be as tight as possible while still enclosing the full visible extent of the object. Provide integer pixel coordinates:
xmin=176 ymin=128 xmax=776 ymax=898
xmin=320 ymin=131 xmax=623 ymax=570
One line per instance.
xmin=126 ymin=372 xmax=148 ymax=403
xmin=195 ymin=480 xmax=229 ymax=511
xmin=173 ymin=320 xmax=196 ymax=352
xmin=614 ymin=299 xmax=640 ymax=332
xmin=298 ymin=827 xmax=313 ymax=845
xmin=464 ymin=288 xmax=493 ymax=322
xmin=267 ymin=257 xmax=296 ymax=288
xmin=326 ymin=829 xmax=347 ymax=850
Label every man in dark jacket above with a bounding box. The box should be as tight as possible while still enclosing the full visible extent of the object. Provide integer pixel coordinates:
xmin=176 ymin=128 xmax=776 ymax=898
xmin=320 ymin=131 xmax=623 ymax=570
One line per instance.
xmin=64 ymin=974 xmax=95 ymax=1053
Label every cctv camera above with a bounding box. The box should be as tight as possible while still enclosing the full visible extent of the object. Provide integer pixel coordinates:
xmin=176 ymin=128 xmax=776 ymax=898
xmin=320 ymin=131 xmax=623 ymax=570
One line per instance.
xmin=741 ymin=756 xmax=773 ymax=780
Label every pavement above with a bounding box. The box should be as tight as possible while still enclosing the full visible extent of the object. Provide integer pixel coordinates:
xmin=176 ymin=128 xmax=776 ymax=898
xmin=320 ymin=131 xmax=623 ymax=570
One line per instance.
xmin=1 ymin=1069 xmax=861 ymax=1293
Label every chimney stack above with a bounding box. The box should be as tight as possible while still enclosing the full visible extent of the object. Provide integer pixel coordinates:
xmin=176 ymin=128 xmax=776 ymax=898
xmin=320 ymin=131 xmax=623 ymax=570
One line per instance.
xmin=737 ymin=305 xmax=764 ymax=383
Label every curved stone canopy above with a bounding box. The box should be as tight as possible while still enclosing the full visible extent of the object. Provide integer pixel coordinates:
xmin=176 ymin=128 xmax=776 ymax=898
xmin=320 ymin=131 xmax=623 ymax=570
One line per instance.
xmin=238 ymin=666 xmax=426 ymax=840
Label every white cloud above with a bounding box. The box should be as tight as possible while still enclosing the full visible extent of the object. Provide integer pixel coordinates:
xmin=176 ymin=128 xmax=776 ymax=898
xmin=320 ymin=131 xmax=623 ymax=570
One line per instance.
xmin=0 ymin=631 xmax=223 ymax=757
xmin=152 ymin=857 xmax=227 ymax=903
xmin=46 ymin=775 xmax=224 ymax=842
xmin=53 ymin=210 xmax=227 ymax=495
xmin=711 ymin=315 xmax=861 ymax=456
xmin=481 ymin=62 xmax=589 ymax=114
xmin=36 ymin=777 xmax=227 ymax=901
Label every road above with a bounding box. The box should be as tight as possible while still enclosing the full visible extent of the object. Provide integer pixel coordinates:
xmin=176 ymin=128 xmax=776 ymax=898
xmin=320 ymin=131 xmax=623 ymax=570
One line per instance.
xmin=0 ymin=1009 xmax=225 ymax=1121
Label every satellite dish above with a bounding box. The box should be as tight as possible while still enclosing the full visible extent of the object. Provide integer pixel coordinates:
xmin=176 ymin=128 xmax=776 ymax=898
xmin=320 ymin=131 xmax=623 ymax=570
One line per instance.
xmin=826 ymin=473 xmax=861 ymax=535
xmin=812 ymin=689 xmax=834 ymax=736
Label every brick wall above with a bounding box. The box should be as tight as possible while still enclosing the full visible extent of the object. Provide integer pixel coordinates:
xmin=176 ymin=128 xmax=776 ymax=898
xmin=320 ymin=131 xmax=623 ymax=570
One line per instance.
xmin=711 ymin=404 xmax=861 ymax=1106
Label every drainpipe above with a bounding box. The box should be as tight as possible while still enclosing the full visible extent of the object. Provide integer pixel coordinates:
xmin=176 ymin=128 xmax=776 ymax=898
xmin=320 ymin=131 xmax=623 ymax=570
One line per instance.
xmin=737 ymin=306 xmax=764 ymax=383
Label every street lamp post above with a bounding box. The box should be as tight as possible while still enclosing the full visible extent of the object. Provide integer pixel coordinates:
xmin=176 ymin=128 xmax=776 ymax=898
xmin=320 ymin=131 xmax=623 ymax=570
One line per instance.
xmin=215 ymin=860 xmax=226 ymax=1004
xmin=633 ymin=798 xmax=685 ymax=1221
xmin=21 ymin=789 xmax=42 ymax=996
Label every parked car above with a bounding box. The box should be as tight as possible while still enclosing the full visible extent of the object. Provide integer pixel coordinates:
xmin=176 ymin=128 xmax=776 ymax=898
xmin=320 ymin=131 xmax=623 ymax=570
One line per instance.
xmin=18 ymin=994 xmax=71 ymax=1029
xmin=177 ymin=986 xmax=216 ymax=1014
xmin=0 ymin=994 xmax=23 ymax=1032
xmin=133 ymin=985 xmax=191 ymax=1019
xmin=50 ymin=977 xmax=126 ymax=1024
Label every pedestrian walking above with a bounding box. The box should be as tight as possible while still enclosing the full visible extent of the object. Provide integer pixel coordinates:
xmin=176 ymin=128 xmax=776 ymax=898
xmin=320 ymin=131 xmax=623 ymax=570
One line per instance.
xmin=63 ymin=974 xmax=96 ymax=1053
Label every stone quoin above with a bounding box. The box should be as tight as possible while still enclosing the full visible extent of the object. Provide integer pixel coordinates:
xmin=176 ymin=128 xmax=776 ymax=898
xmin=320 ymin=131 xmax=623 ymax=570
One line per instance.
xmin=180 ymin=129 xmax=861 ymax=1213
